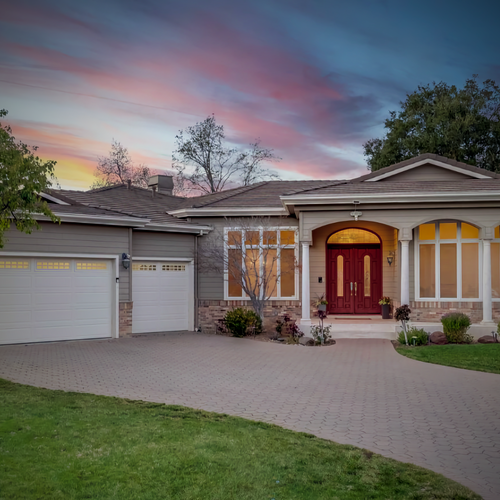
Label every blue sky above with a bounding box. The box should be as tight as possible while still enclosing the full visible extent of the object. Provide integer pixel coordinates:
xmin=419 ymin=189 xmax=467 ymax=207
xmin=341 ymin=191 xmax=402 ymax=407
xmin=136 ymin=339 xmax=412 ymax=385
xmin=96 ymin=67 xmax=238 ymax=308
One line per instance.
xmin=1 ymin=0 xmax=498 ymax=188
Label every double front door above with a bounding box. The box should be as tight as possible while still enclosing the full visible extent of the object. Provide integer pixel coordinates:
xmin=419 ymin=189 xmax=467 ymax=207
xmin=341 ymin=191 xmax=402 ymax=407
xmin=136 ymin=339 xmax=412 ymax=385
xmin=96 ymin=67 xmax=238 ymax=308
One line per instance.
xmin=327 ymin=245 xmax=382 ymax=314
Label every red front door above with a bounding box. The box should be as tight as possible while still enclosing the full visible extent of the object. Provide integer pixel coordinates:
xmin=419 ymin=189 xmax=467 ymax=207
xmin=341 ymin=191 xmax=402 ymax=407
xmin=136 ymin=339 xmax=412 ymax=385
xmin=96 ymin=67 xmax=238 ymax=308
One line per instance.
xmin=327 ymin=244 xmax=382 ymax=314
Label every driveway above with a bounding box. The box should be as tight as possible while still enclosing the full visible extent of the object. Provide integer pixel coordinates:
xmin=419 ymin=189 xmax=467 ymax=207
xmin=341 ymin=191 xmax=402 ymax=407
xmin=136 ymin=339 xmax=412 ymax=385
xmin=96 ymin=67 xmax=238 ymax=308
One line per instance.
xmin=1 ymin=333 xmax=499 ymax=499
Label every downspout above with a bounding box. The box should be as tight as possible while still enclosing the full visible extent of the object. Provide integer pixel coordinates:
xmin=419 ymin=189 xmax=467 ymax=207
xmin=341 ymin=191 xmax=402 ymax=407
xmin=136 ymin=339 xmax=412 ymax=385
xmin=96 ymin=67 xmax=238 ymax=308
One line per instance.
xmin=194 ymin=230 xmax=204 ymax=331
xmin=129 ymin=228 xmax=133 ymax=303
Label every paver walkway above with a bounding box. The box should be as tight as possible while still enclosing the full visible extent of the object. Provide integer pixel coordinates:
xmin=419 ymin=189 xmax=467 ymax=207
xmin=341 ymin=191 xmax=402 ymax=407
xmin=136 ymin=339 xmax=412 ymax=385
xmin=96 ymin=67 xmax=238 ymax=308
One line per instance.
xmin=1 ymin=333 xmax=499 ymax=499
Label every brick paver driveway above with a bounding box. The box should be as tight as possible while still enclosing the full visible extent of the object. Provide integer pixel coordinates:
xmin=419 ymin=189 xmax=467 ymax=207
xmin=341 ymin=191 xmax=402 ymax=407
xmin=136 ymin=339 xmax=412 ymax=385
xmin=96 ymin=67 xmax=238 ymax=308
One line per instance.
xmin=1 ymin=333 xmax=499 ymax=499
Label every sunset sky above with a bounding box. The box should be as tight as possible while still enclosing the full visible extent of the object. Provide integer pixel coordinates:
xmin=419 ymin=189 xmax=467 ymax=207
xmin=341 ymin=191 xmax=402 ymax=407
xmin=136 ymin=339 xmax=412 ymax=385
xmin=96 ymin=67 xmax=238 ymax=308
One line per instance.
xmin=1 ymin=0 xmax=499 ymax=190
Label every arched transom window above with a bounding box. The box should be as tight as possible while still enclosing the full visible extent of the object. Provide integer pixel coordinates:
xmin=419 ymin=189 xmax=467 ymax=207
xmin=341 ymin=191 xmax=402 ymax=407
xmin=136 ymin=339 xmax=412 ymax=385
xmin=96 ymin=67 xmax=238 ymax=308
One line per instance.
xmin=417 ymin=221 xmax=480 ymax=300
xmin=328 ymin=228 xmax=380 ymax=244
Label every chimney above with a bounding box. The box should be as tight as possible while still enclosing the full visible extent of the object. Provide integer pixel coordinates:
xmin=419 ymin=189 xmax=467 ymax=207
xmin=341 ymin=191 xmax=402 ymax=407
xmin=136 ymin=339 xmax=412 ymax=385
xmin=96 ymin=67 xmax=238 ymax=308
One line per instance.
xmin=148 ymin=175 xmax=174 ymax=196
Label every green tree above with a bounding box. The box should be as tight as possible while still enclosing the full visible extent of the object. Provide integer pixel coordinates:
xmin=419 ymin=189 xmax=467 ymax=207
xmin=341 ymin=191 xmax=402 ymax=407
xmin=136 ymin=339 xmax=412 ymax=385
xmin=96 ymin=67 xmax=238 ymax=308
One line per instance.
xmin=0 ymin=109 xmax=59 ymax=248
xmin=364 ymin=76 xmax=500 ymax=172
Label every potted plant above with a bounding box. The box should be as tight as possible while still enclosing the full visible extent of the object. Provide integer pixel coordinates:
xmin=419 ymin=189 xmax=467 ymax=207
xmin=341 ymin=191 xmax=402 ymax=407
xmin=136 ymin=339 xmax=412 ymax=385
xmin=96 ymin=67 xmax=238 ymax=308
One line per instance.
xmin=314 ymin=294 xmax=328 ymax=312
xmin=378 ymin=296 xmax=391 ymax=319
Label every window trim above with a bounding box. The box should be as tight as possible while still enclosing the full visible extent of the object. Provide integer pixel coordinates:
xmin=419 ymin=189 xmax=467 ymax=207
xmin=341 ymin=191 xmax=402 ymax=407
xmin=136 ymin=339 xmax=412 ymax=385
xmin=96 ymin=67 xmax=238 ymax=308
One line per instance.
xmin=415 ymin=222 xmax=482 ymax=302
xmin=224 ymin=226 xmax=299 ymax=301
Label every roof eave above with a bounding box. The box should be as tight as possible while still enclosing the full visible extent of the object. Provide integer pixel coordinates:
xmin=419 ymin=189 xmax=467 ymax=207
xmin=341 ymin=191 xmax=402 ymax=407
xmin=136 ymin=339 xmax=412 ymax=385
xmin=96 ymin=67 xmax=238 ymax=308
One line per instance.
xmin=168 ymin=207 xmax=290 ymax=218
xmin=134 ymin=223 xmax=213 ymax=234
xmin=281 ymin=191 xmax=500 ymax=206
xmin=36 ymin=212 xmax=150 ymax=227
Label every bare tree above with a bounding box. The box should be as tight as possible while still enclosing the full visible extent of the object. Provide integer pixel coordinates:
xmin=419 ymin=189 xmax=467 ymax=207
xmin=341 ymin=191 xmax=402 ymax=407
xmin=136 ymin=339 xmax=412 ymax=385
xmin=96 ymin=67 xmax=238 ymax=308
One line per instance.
xmin=91 ymin=140 xmax=157 ymax=189
xmin=172 ymin=115 xmax=280 ymax=195
xmin=199 ymin=217 xmax=298 ymax=321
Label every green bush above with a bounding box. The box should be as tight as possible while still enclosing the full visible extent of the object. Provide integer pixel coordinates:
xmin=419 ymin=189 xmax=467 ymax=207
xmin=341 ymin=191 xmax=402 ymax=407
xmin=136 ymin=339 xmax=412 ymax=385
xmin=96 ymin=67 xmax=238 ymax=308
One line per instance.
xmin=224 ymin=308 xmax=262 ymax=338
xmin=406 ymin=327 xmax=429 ymax=346
xmin=441 ymin=312 xmax=471 ymax=343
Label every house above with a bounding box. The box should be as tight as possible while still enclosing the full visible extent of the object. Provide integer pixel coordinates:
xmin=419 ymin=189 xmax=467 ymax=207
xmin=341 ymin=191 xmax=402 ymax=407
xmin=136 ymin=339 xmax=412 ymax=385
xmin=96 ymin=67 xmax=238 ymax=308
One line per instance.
xmin=1 ymin=154 xmax=499 ymax=344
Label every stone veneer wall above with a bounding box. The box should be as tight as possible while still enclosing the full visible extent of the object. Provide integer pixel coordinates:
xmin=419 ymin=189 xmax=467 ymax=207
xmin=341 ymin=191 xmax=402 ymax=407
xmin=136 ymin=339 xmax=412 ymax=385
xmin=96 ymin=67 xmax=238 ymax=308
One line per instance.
xmin=406 ymin=301 xmax=500 ymax=323
xmin=119 ymin=302 xmax=133 ymax=336
xmin=198 ymin=300 xmax=302 ymax=334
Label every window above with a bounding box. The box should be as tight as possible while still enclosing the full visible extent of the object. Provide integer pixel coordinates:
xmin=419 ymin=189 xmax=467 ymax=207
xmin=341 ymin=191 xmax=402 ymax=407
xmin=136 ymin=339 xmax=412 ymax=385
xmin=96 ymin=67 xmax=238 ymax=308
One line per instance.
xmin=0 ymin=260 xmax=29 ymax=270
xmin=225 ymin=227 xmax=298 ymax=300
xmin=132 ymin=264 xmax=156 ymax=271
xmin=416 ymin=222 xmax=479 ymax=300
xmin=162 ymin=264 xmax=186 ymax=271
xmin=76 ymin=262 xmax=107 ymax=270
xmin=328 ymin=228 xmax=379 ymax=244
xmin=492 ymin=226 xmax=500 ymax=299
xmin=36 ymin=261 xmax=70 ymax=270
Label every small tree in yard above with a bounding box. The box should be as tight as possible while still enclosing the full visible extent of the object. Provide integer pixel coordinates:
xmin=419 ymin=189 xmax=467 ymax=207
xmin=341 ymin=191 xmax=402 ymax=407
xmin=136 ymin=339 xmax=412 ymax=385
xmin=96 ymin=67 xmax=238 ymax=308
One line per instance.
xmin=395 ymin=305 xmax=411 ymax=345
xmin=0 ymin=109 xmax=59 ymax=247
xmin=199 ymin=217 xmax=298 ymax=323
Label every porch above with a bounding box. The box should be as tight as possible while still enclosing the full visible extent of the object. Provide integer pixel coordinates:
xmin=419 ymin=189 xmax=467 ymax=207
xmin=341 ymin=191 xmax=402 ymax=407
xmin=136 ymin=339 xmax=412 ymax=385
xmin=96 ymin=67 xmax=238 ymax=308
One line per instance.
xmin=298 ymin=217 xmax=499 ymax=340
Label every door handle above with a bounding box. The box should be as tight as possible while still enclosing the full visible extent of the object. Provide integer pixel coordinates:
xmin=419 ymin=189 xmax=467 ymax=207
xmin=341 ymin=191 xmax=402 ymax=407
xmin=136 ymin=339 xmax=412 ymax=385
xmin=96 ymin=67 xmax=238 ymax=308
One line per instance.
xmin=355 ymin=282 xmax=357 ymax=295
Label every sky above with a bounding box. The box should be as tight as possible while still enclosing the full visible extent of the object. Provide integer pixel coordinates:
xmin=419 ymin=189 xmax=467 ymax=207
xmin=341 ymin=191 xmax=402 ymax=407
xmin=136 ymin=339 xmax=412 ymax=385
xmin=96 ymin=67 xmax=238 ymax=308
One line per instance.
xmin=1 ymin=0 xmax=499 ymax=190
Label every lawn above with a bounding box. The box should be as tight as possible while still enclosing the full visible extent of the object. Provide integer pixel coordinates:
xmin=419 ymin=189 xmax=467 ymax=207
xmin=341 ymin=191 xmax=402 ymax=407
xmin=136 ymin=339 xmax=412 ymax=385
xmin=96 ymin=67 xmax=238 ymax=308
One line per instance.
xmin=0 ymin=379 xmax=480 ymax=500
xmin=396 ymin=343 xmax=500 ymax=374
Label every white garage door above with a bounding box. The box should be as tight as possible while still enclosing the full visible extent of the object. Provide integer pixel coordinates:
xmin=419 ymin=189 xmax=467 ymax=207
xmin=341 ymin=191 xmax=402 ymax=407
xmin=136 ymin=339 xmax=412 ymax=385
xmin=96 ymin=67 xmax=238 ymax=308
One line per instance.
xmin=0 ymin=257 xmax=113 ymax=345
xmin=132 ymin=261 xmax=189 ymax=333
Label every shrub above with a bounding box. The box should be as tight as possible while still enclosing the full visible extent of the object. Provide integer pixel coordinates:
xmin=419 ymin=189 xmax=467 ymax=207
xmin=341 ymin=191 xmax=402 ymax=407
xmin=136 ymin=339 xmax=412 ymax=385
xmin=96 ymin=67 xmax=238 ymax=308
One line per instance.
xmin=310 ymin=324 xmax=332 ymax=345
xmin=402 ymin=327 xmax=429 ymax=346
xmin=441 ymin=312 xmax=471 ymax=343
xmin=276 ymin=314 xmax=303 ymax=343
xmin=224 ymin=308 xmax=262 ymax=338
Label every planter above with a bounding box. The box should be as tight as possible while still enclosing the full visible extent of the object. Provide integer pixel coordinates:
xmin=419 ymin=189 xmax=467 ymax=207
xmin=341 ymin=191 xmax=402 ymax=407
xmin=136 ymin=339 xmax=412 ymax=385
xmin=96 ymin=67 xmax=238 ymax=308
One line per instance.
xmin=381 ymin=304 xmax=391 ymax=319
xmin=318 ymin=304 xmax=327 ymax=312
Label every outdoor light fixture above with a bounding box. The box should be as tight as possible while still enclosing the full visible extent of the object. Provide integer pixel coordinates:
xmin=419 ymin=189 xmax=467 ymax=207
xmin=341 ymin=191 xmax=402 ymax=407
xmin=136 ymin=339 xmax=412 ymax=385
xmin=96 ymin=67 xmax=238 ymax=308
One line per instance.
xmin=387 ymin=251 xmax=395 ymax=266
xmin=122 ymin=253 xmax=130 ymax=269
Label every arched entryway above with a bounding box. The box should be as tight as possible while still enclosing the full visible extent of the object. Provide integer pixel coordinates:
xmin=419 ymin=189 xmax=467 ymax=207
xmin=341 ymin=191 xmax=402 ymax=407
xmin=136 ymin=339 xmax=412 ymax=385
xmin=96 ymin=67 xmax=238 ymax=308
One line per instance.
xmin=326 ymin=228 xmax=382 ymax=314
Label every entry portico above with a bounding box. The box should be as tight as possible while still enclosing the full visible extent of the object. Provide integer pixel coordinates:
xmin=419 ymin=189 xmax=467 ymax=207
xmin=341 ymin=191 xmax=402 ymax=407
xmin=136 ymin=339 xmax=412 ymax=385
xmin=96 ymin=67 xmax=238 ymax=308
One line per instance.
xmin=282 ymin=154 xmax=500 ymax=335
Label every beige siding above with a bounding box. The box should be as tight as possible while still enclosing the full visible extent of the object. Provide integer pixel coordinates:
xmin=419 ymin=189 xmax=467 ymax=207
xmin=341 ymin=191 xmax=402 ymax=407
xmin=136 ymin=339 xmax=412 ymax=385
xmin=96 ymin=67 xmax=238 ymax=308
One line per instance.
xmin=379 ymin=163 xmax=473 ymax=182
xmin=310 ymin=221 xmax=398 ymax=302
xmin=1 ymin=222 xmax=130 ymax=301
xmin=132 ymin=231 xmax=195 ymax=258
xmin=197 ymin=216 xmax=299 ymax=300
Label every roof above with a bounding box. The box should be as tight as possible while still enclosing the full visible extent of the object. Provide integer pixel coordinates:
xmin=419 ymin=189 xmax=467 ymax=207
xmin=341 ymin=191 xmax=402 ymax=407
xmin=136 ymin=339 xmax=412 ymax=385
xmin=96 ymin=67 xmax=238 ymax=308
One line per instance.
xmin=283 ymin=179 xmax=500 ymax=197
xmin=175 ymin=180 xmax=345 ymax=209
xmin=352 ymin=153 xmax=499 ymax=182
xmin=54 ymin=185 xmax=192 ymax=226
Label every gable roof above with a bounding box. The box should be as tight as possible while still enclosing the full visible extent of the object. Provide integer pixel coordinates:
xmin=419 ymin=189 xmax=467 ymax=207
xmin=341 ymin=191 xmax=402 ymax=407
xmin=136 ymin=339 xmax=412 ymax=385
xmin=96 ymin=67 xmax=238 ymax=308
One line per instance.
xmin=352 ymin=153 xmax=498 ymax=183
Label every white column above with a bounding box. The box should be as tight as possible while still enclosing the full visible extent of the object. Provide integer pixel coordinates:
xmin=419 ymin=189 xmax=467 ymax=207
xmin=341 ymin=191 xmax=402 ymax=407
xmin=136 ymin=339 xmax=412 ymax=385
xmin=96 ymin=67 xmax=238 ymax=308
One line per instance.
xmin=301 ymin=241 xmax=311 ymax=323
xmin=400 ymin=240 xmax=410 ymax=306
xmin=482 ymin=239 xmax=494 ymax=324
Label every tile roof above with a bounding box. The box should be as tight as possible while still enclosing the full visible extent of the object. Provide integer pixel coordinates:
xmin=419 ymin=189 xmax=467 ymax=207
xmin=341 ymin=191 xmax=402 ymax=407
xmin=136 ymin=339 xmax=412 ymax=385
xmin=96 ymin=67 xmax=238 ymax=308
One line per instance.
xmin=176 ymin=180 xmax=345 ymax=208
xmin=46 ymin=203 xmax=147 ymax=219
xmin=53 ymin=185 xmax=192 ymax=225
xmin=352 ymin=153 xmax=499 ymax=182
xmin=283 ymin=179 xmax=500 ymax=196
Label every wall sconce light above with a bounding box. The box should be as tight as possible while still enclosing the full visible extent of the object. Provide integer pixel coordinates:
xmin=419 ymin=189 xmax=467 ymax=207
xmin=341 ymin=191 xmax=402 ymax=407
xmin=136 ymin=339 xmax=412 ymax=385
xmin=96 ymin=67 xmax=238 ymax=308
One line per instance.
xmin=387 ymin=251 xmax=395 ymax=266
xmin=122 ymin=253 xmax=130 ymax=269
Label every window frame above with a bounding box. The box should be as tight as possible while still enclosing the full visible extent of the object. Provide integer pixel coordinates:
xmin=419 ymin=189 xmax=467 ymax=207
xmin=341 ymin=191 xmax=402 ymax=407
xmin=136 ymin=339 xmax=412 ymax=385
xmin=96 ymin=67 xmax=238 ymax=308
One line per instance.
xmin=415 ymin=222 xmax=482 ymax=302
xmin=224 ymin=226 xmax=299 ymax=301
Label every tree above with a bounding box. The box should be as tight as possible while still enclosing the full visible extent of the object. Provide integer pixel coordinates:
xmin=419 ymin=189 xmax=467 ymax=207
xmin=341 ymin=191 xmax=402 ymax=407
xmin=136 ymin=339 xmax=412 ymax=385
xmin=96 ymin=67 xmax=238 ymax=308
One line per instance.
xmin=0 ymin=109 xmax=59 ymax=248
xmin=364 ymin=76 xmax=500 ymax=172
xmin=198 ymin=217 xmax=297 ymax=322
xmin=172 ymin=115 xmax=280 ymax=195
xmin=91 ymin=140 xmax=156 ymax=189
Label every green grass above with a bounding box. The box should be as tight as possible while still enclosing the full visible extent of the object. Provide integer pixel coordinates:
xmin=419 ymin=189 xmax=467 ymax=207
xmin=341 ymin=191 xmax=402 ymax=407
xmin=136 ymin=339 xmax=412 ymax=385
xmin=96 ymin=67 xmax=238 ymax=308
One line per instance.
xmin=0 ymin=379 xmax=480 ymax=500
xmin=396 ymin=343 xmax=500 ymax=374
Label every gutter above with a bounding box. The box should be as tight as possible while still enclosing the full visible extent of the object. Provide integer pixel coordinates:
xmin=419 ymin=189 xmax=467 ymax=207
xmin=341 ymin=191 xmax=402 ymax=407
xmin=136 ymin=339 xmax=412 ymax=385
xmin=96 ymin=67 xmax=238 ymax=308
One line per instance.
xmin=134 ymin=223 xmax=213 ymax=234
xmin=36 ymin=212 xmax=150 ymax=227
xmin=168 ymin=207 xmax=289 ymax=218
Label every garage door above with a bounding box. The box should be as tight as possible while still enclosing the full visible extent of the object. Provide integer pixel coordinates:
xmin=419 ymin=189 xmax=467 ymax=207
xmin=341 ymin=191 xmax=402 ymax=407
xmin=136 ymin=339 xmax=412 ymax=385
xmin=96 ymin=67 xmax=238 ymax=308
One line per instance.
xmin=0 ymin=257 xmax=113 ymax=345
xmin=132 ymin=261 xmax=189 ymax=333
